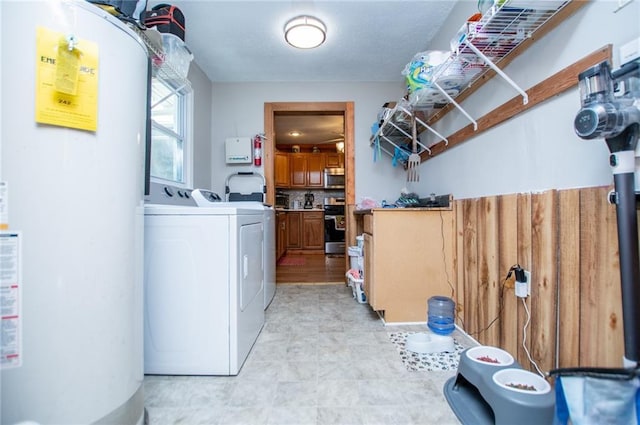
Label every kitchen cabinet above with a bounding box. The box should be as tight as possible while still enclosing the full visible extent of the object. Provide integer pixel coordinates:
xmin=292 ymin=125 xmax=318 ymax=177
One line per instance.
xmin=286 ymin=210 xmax=324 ymax=253
xmin=302 ymin=211 xmax=324 ymax=250
xmin=275 ymin=152 xmax=290 ymax=188
xmin=324 ymin=153 xmax=344 ymax=169
xmin=358 ymin=207 xmax=455 ymax=323
xmin=287 ymin=212 xmax=302 ymax=249
xmin=289 ymin=153 xmax=324 ymax=188
xmin=276 ymin=211 xmax=287 ymax=260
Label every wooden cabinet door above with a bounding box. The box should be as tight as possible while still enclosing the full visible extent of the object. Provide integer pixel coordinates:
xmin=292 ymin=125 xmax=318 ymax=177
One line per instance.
xmin=274 ymin=153 xmax=289 ymax=188
xmin=325 ymin=153 xmax=344 ymax=168
xmin=289 ymin=154 xmax=307 ymax=187
xmin=306 ymin=154 xmax=324 ymax=187
xmin=276 ymin=212 xmax=287 ymax=259
xmin=302 ymin=212 xmax=324 ymax=249
xmin=286 ymin=212 xmax=302 ymax=248
xmin=363 ymin=232 xmax=377 ymax=309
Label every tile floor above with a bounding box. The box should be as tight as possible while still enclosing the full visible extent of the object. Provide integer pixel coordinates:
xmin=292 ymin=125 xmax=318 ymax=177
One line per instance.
xmin=144 ymin=284 xmax=476 ymax=425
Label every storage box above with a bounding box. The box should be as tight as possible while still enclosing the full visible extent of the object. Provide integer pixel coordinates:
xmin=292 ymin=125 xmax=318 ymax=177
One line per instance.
xmin=348 ymin=246 xmax=363 ymax=270
xmin=346 ymin=271 xmax=366 ymax=304
xmin=161 ymin=33 xmax=193 ymax=79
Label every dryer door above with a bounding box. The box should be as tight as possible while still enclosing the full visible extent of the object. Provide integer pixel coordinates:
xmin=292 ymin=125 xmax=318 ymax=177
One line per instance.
xmin=239 ymin=222 xmax=264 ymax=310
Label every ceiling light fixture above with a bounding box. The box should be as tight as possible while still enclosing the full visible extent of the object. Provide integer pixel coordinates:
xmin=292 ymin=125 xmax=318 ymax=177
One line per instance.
xmin=288 ymin=131 xmax=301 ymax=137
xmin=284 ymin=15 xmax=326 ymax=49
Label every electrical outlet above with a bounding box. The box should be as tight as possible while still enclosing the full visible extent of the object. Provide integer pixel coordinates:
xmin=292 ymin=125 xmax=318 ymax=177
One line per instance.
xmin=515 ymin=269 xmax=531 ymax=298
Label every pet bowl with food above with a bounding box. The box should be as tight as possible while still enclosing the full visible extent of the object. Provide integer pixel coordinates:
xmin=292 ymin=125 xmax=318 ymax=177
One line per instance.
xmin=466 ymin=346 xmax=514 ymax=366
xmin=492 ymin=368 xmax=551 ymax=395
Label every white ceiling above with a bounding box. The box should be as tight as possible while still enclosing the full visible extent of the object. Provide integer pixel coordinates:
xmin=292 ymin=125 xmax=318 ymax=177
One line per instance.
xmin=146 ymin=1 xmax=459 ymax=147
xmin=148 ymin=0 xmax=459 ymax=83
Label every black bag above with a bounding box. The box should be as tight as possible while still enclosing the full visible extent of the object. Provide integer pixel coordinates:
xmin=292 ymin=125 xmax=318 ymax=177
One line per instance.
xmin=143 ymin=4 xmax=185 ymax=41
xmin=86 ymin=0 xmax=147 ymax=21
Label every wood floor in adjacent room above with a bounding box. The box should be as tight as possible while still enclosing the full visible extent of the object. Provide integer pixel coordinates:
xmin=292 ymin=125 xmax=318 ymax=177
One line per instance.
xmin=276 ymin=254 xmax=347 ymax=284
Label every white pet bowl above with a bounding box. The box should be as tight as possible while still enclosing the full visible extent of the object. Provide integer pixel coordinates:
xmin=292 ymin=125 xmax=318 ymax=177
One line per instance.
xmin=466 ymin=346 xmax=514 ymax=366
xmin=492 ymin=368 xmax=551 ymax=395
xmin=406 ymin=332 xmax=455 ymax=354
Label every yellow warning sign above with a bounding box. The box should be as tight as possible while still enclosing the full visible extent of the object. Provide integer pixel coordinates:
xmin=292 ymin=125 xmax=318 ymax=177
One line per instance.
xmin=35 ymin=27 xmax=99 ymax=132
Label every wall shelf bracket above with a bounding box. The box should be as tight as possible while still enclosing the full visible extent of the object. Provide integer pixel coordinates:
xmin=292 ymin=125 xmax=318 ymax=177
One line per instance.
xmin=463 ymin=38 xmax=529 ymax=105
xmin=433 ymin=82 xmax=478 ymax=131
xmin=398 ymin=105 xmax=442 ymax=152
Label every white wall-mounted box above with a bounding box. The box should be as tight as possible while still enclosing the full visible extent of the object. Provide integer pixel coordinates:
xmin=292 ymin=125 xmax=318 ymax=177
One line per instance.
xmin=620 ymin=37 xmax=640 ymax=65
xmin=225 ymin=137 xmax=252 ymax=164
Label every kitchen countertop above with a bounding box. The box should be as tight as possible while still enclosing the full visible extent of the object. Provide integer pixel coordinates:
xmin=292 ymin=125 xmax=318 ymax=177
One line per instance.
xmin=354 ymin=206 xmax=452 ymax=214
xmin=276 ymin=208 xmax=324 ymax=212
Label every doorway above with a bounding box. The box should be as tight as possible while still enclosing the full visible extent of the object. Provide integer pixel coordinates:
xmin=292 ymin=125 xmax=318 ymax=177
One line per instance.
xmin=263 ymin=102 xmax=355 ymax=284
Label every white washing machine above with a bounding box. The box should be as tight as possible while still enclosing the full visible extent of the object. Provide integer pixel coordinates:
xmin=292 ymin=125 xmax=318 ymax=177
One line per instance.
xmin=192 ymin=189 xmax=276 ymax=309
xmin=143 ymin=186 xmax=265 ymax=375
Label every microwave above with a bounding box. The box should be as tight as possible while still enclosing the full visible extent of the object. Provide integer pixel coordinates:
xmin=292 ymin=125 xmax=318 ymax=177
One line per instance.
xmin=324 ymin=168 xmax=345 ymax=189
xmin=275 ymin=192 xmax=289 ymax=208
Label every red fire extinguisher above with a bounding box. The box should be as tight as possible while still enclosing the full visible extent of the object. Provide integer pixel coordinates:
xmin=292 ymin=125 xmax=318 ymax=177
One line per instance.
xmin=253 ymin=134 xmax=262 ymax=166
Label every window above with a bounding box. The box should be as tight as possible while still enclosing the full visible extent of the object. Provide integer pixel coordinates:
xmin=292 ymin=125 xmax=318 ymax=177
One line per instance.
xmin=150 ymin=77 xmax=193 ymax=186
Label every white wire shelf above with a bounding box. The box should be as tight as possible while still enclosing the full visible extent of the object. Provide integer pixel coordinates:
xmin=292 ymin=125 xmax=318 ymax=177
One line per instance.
xmin=411 ymin=0 xmax=571 ymax=113
xmin=370 ymin=103 xmax=448 ymax=166
xmin=371 ymin=0 xmax=572 ymax=164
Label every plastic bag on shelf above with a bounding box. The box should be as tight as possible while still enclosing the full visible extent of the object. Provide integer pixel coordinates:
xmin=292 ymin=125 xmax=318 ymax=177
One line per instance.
xmin=401 ymin=50 xmax=449 ymax=93
xmin=357 ymin=197 xmax=379 ymax=210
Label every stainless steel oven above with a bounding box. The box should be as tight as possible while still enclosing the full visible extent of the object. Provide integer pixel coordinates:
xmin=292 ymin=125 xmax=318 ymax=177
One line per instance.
xmin=323 ymin=168 xmax=345 ymax=189
xmin=323 ymin=197 xmax=345 ymax=254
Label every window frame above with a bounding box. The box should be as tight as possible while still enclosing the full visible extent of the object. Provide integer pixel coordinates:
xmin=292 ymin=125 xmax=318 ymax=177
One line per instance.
xmin=149 ymin=76 xmax=194 ymax=188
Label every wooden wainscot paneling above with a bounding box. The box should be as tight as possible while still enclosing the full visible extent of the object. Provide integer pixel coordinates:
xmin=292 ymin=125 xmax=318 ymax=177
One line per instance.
xmin=455 ymin=198 xmax=466 ymax=329
xmin=498 ymin=194 xmax=519 ymax=357
xmin=579 ymin=186 xmax=624 ymax=367
xmin=557 ymin=189 xmax=581 ymax=368
xmin=530 ymin=191 xmax=558 ymax=373
xmin=516 ymin=192 xmax=533 ymax=367
xmin=478 ymin=196 xmax=500 ymax=347
xmin=462 ymin=199 xmax=479 ymax=336
xmin=455 ymin=186 xmax=626 ymax=372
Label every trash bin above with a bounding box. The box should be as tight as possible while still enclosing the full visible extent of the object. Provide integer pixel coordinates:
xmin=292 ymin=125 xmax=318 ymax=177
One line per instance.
xmin=346 ymin=270 xmax=366 ymax=304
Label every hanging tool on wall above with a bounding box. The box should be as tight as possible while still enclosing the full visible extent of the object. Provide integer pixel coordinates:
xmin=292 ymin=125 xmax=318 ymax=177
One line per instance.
xmin=407 ymin=113 xmax=421 ymax=182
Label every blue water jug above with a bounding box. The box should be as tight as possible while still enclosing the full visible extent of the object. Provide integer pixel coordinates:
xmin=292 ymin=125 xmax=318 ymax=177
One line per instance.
xmin=427 ymin=296 xmax=455 ymax=335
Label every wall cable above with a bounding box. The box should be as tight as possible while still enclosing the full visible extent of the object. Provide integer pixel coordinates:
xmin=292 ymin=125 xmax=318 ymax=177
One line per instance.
xmin=439 ymin=210 xmax=455 ymax=300
xmin=465 ymin=266 xmax=518 ymax=338
xmin=522 ymin=297 xmax=546 ymax=377
xmin=440 ymin=210 xmax=468 ymax=329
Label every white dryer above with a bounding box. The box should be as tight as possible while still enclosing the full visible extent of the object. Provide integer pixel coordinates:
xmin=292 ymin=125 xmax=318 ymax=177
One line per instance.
xmin=144 ymin=192 xmax=265 ymax=375
xmin=192 ymin=189 xmax=276 ymax=309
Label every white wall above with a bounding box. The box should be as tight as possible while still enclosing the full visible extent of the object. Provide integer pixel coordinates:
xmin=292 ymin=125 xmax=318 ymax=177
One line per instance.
xmin=197 ymin=1 xmax=639 ymax=203
xmin=209 ymin=82 xmax=409 ymax=202
xmin=414 ymin=0 xmax=640 ymax=200
xmin=188 ymin=62 xmax=213 ymax=190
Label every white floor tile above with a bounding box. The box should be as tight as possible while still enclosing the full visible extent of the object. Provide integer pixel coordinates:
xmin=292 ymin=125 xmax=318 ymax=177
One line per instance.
xmin=143 ymin=284 xmax=465 ymax=425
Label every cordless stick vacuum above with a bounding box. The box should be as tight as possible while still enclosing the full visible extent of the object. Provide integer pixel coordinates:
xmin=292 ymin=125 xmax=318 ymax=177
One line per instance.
xmin=574 ymin=58 xmax=640 ymax=367
xmin=545 ymin=58 xmax=640 ymax=425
